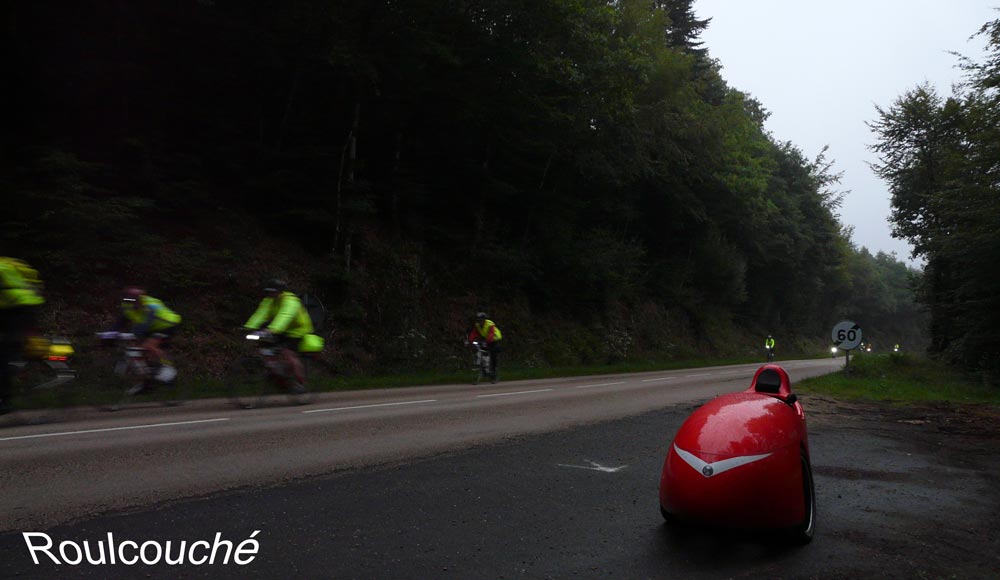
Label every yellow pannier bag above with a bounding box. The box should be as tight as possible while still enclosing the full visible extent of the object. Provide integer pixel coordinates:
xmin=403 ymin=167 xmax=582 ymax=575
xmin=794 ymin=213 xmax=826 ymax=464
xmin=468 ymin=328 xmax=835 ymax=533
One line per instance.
xmin=24 ymin=335 xmax=50 ymax=359
xmin=47 ymin=340 xmax=75 ymax=360
xmin=23 ymin=336 xmax=74 ymax=360
xmin=298 ymin=333 xmax=324 ymax=353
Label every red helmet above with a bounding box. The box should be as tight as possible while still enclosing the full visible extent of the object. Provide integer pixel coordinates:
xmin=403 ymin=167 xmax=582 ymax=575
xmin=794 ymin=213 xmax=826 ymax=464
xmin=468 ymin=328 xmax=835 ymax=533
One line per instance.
xmin=122 ymin=286 xmax=144 ymax=302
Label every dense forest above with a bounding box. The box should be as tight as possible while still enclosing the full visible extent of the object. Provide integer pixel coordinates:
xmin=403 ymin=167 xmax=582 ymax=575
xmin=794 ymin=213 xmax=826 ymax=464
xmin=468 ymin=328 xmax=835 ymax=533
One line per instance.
xmin=2 ymin=0 xmax=926 ymax=378
xmin=871 ymin=17 xmax=1000 ymax=383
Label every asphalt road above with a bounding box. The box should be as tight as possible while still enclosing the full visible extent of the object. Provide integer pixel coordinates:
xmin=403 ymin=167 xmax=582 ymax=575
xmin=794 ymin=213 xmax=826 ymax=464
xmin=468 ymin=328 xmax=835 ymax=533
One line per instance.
xmin=1 ymin=359 xmax=838 ymax=534
xmin=1 ymin=356 xmax=997 ymax=579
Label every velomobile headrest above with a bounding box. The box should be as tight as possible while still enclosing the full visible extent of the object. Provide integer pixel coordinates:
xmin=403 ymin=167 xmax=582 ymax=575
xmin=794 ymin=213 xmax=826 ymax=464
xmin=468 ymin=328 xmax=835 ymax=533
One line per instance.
xmin=755 ymin=369 xmax=782 ymax=393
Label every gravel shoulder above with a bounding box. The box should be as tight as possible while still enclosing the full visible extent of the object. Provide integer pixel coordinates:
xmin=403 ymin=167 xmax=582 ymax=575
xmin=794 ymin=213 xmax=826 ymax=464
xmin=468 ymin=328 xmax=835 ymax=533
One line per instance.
xmin=796 ymin=395 xmax=1000 ymax=579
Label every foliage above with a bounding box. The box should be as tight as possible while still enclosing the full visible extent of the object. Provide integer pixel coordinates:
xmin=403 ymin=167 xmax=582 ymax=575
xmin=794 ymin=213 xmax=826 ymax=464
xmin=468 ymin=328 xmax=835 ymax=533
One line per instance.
xmin=1 ymin=0 xmax=925 ymax=378
xmin=870 ymin=21 xmax=1000 ymax=381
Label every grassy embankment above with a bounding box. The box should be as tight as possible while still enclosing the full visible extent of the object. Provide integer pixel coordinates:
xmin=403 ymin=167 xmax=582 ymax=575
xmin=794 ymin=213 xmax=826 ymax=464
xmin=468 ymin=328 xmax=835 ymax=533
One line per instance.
xmin=33 ymin=353 xmax=808 ymax=410
xmin=11 ymin=350 xmax=829 ymax=410
xmin=306 ymin=355 xmax=774 ymax=391
xmin=798 ymin=352 xmax=1000 ymax=405
xmin=303 ymin=343 xmax=837 ymax=391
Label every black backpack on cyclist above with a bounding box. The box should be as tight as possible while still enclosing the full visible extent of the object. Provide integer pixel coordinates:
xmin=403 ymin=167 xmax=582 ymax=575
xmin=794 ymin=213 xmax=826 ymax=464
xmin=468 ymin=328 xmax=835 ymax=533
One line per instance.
xmin=301 ymin=293 xmax=327 ymax=332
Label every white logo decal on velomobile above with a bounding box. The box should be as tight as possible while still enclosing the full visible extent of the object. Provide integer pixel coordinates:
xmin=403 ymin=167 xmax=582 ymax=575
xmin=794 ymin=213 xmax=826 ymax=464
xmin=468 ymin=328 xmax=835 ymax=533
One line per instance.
xmin=673 ymin=444 xmax=772 ymax=478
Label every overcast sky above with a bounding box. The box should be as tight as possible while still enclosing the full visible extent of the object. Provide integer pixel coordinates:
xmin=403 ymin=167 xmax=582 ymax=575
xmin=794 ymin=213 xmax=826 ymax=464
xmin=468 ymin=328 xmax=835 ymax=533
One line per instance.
xmin=694 ymin=1 xmax=998 ymax=268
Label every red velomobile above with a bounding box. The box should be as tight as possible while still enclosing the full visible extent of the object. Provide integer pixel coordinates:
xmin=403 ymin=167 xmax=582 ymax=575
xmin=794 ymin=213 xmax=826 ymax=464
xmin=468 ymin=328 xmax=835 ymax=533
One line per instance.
xmin=658 ymin=365 xmax=816 ymax=544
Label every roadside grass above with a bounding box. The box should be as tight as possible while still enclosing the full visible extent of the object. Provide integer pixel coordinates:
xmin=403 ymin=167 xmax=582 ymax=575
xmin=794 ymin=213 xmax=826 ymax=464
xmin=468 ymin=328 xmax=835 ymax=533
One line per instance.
xmin=303 ymin=348 xmax=845 ymax=392
xmin=797 ymin=353 xmax=1000 ymax=405
xmin=10 ymin=351 xmax=827 ymax=410
xmin=218 ymin=355 xmax=774 ymax=394
xmin=185 ymin=352 xmax=809 ymax=401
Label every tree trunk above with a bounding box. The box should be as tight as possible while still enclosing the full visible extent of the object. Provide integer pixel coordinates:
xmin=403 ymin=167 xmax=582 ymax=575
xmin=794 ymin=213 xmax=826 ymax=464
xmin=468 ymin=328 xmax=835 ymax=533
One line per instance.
xmin=347 ymin=100 xmax=360 ymax=183
xmin=334 ymin=97 xmax=361 ymax=253
xmin=472 ymin=141 xmax=493 ymax=253
xmin=520 ymin=150 xmax=554 ymax=248
xmin=276 ymin=67 xmax=301 ymax=153
xmin=391 ymin=129 xmax=403 ymax=237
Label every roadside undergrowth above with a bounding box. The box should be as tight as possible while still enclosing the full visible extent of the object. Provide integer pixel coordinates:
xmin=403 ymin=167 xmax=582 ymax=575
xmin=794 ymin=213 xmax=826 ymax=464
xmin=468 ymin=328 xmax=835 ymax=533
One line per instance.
xmin=797 ymin=353 xmax=1000 ymax=405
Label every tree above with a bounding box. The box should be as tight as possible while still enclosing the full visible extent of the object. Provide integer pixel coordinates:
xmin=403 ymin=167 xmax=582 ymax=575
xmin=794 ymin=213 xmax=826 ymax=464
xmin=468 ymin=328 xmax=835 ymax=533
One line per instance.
xmin=870 ymin=20 xmax=1000 ymax=379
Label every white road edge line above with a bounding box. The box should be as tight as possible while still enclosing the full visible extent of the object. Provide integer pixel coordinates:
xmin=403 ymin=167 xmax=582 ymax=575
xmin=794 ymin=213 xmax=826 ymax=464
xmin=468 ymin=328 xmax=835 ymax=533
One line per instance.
xmin=641 ymin=377 xmax=676 ymax=382
xmin=303 ymin=400 xmax=437 ymax=414
xmin=574 ymin=381 xmax=626 ymax=389
xmin=685 ymin=373 xmax=712 ymax=377
xmin=0 ymin=418 xmax=231 ymax=442
xmin=476 ymin=389 xmax=553 ymax=398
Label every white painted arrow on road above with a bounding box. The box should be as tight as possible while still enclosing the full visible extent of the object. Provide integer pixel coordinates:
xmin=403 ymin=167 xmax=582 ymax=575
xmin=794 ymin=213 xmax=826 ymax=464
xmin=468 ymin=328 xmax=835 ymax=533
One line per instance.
xmin=556 ymin=460 xmax=628 ymax=473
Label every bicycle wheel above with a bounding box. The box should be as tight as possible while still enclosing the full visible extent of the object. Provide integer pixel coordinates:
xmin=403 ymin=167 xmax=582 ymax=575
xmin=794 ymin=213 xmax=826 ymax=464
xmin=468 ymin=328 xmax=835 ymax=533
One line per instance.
xmin=483 ymin=354 xmax=494 ymax=384
xmin=7 ymin=360 xmax=76 ymax=423
xmin=157 ymin=364 xmax=186 ymax=407
xmin=103 ymin=358 xmax=146 ymax=412
xmin=226 ymin=356 xmax=267 ymax=409
xmin=282 ymin=356 xmax=315 ymax=406
xmin=126 ymin=363 xmax=185 ymax=408
xmin=472 ymin=355 xmax=484 ymax=385
xmin=285 ymin=379 xmax=315 ymax=406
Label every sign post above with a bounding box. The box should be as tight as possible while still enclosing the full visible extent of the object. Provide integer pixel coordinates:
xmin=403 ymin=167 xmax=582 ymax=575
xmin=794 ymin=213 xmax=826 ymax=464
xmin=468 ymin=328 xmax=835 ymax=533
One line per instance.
xmin=831 ymin=320 xmax=863 ymax=372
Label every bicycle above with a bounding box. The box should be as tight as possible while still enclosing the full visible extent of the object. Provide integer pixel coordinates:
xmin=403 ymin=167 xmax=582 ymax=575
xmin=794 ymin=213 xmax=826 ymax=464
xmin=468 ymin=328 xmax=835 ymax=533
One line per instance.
xmin=470 ymin=340 xmax=495 ymax=385
xmin=97 ymin=332 xmax=184 ymax=410
xmin=765 ymin=346 xmax=775 ymax=363
xmin=2 ymin=335 xmax=77 ymax=422
xmin=226 ymin=331 xmax=316 ymax=409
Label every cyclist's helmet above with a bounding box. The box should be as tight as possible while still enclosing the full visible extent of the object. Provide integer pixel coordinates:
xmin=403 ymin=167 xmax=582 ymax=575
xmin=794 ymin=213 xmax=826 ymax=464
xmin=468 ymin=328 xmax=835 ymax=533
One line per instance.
xmin=476 ymin=312 xmax=487 ymax=321
xmin=264 ymin=278 xmax=287 ymax=293
xmin=122 ymin=286 xmax=144 ymax=304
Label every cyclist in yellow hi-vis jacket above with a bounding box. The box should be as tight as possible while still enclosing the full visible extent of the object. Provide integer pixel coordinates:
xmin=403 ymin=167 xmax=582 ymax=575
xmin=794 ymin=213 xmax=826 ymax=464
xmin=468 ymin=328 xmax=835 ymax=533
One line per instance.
xmin=468 ymin=312 xmax=503 ymax=380
xmin=244 ymin=279 xmax=312 ymax=389
xmin=1 ymin=257 xmax=45 ymax=414
xmin=106 ymin=286 xmax=182 ymax=391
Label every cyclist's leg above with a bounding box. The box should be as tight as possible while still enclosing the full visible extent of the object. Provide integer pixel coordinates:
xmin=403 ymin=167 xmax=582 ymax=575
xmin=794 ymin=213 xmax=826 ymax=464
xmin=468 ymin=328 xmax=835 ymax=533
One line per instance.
xmin=0 ymin=307 xmax=36 ymax=410
xmin=140 ymin=335 xmax=160 ymax=364
xmin=488 ymin=342 xmax=501 ymax=377
xmin=141 ymin=327 xmax=171 ymax=364
xmin=0 ymin=323 xmax=14 ymax=409
xmin=276 ymin=336 xmax=305 ymax=385
xmin=147 ymin=328 xmax=178 ymax=383
xmin=0 ymin=343 xmax=14 ymax=412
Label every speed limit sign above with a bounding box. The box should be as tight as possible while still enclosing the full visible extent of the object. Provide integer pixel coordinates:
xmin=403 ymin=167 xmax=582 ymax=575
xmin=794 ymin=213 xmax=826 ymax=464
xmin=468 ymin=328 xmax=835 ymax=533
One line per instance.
xmin=832 ymin=320 xmax=862 ymax=350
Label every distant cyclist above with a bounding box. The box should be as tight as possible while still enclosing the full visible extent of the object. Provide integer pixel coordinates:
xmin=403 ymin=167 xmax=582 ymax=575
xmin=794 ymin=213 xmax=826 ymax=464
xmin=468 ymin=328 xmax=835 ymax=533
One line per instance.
xmin=468 ymin=312 xmax=502 ymax=380
xmin=0 ymin=257 xmax=45 ymax=414
xmin=765 ymin=334 xmax=776 ymax=362
xmin=104 ymin=286 xmax=181 ymax=390
xmin=244 ymin=279 xmax=312 ymax=390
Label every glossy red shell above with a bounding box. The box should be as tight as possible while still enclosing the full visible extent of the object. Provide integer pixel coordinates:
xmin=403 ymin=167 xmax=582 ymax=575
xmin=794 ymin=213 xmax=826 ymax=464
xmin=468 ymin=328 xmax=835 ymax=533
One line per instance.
xmin=659 ymin=365 xmax=810 ymax=529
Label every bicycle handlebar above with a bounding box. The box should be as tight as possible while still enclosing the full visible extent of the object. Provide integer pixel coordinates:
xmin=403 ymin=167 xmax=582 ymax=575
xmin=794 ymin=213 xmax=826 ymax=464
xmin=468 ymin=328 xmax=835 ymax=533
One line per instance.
xmin=97 ymin=331 xmax=135 ymax=341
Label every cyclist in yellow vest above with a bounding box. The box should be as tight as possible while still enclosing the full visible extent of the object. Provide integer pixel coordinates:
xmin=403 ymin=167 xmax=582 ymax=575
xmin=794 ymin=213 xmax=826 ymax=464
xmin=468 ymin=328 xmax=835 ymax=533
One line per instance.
xmin=1 ymin=257 xmax=46 ymax=413
xmin=244 ymin=279 xmax=313 ymax=389
xmin=468 ymin=312 xmax=503 ymax=380
xmin=106 ymin=286 xmax=181 ymax=388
